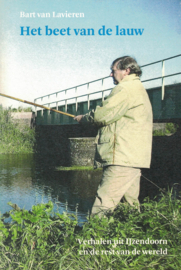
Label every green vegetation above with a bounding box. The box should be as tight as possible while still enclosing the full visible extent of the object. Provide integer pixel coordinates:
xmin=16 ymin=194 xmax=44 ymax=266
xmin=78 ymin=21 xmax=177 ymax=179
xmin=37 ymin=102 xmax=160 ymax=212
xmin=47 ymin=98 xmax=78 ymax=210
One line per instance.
xmin=10 ymin=106 xmax=32 ymax=112
xmin=0 ymin=191 xmax=180 ymax=269
xmin=56 ymin=166 xmax=102 ymax=171
xmin=0 ymin=106 xmax=35 ymax=154
xmin=153 ymin=123 xmax=178 ymax=136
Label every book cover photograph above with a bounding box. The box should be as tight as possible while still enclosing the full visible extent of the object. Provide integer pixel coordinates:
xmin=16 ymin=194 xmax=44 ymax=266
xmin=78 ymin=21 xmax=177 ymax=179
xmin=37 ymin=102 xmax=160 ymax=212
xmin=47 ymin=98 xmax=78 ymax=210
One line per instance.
xmin=0 ymin=0 xmax=181 ymax=269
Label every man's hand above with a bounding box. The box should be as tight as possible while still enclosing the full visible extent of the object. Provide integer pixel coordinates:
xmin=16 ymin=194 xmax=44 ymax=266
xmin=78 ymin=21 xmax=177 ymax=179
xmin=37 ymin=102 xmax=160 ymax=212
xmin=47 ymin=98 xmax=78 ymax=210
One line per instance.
xmin=74 ymin=115 xmax=83 ymax=123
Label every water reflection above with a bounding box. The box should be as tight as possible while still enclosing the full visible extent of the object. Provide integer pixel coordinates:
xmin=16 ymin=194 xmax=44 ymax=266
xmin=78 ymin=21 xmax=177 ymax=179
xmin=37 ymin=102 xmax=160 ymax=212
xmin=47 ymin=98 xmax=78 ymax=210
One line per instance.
xmin=0 ymin=154 xmax=101 ymax=223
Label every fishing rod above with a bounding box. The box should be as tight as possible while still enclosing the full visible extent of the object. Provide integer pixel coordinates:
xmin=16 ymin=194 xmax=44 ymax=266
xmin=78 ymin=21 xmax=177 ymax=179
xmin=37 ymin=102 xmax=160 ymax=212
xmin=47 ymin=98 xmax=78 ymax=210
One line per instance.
xmin=0 ymin=93 xmax=75 ymax=118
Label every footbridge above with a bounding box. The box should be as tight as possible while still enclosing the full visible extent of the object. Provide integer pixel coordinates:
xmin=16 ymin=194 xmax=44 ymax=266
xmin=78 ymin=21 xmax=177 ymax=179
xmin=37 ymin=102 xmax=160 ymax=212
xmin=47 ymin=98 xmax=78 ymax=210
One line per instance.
xmin=34 ymin=54 xmax=181 ymax=125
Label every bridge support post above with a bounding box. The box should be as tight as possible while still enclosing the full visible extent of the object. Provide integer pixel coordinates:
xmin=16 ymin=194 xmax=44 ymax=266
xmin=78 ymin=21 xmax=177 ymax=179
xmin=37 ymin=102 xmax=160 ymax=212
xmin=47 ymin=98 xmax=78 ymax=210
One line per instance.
xmin=68 ymin=138 xmax=96 ymax=166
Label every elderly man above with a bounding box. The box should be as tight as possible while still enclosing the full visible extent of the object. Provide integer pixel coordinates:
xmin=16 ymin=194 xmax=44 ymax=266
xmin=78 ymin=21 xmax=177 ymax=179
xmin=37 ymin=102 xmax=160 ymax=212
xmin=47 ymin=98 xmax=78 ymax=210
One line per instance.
xmin=74 ymin=56 xmax=153 ymax=216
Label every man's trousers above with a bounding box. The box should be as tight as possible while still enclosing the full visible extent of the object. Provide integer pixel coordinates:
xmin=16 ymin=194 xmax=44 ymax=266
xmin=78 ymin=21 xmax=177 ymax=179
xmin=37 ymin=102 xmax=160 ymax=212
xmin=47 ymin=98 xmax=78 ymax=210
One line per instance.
xmin=91 ymin=165 xmax=141 ymax=216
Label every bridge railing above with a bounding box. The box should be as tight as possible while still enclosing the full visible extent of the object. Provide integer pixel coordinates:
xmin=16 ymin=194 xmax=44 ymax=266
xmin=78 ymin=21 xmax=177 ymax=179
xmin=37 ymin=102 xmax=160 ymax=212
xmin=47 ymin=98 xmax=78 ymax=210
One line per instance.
xmin=34 ymin=54 xmax=181 ymax=124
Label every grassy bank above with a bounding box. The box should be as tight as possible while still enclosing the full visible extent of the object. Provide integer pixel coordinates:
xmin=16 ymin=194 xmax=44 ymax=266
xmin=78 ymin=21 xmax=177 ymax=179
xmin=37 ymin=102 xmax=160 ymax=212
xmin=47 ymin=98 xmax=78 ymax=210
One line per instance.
xmin=0 ymin=191 xmax=180 ymax=269
xmin=56 ymin=166 xmax=102 ymax=171
xmin=0 ymin=107 xmax=35 ymax=154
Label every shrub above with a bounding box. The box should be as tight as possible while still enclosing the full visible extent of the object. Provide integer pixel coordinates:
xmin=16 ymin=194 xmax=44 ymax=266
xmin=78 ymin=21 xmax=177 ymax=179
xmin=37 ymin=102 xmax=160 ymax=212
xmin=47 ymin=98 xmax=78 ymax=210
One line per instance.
xmin=0 ymin=107 xmax=35 ymax=153
xmin=153 ymin=123 xmax=178 ymax=136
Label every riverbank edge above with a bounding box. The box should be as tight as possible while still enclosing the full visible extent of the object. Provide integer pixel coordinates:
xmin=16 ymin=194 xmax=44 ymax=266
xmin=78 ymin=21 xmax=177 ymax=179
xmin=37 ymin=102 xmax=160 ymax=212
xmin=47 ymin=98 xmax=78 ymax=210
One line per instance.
xmin=0 ymin=191 xmax=180 ymax=269
xmin=55 ymin=166 xmax=102 ymax=171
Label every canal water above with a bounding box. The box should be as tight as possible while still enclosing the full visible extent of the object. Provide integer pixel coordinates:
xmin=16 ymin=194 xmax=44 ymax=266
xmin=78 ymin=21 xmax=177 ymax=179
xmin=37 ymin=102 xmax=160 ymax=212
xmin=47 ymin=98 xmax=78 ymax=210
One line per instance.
xmin=0 ymin=154 xmax=101 ymax=223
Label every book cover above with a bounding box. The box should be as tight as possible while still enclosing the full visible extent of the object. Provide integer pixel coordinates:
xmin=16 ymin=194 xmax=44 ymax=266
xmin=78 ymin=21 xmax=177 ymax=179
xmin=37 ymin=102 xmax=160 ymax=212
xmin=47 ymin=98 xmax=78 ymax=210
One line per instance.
xmin=0 ymin=0 xmax=180 ymax=269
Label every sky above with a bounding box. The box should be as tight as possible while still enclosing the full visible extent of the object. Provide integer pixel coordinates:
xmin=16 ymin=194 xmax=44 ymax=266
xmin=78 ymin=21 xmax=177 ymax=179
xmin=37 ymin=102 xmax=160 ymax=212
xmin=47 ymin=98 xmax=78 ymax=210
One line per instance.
xmin=0 ymin=0 xmax=181 ymax=108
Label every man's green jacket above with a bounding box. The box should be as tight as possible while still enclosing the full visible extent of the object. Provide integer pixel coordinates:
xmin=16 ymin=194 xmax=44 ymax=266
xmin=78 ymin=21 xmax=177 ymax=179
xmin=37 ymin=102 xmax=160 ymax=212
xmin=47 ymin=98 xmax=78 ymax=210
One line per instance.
xmin=81 ymin=74 xmax=153 ymax=169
